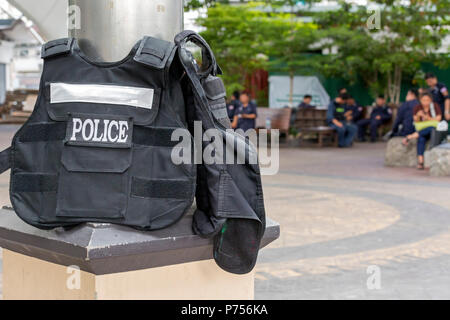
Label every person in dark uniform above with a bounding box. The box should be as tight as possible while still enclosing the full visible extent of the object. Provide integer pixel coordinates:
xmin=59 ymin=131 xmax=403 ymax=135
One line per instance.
xmin=232 ymin=91 xmax=257 ymax=132
xmin=391 ymin=89 xmax=419 ymax=137
xmin=298 ymin=95 xmax=315 ymax=109
xmin=345 ymin=96 xmax=364 ymax=124
xmin=227 ymin=91 xmax=241 ymax=122
xmin=338 ymin=87 xmax=348 ymax=95
xmin=356 ymin=95 xmax=392 ymax=142
xmin=326 ymin=93 xmax=357 ymax=148
xmin=425 ymin=73 xmax=450 ymax=131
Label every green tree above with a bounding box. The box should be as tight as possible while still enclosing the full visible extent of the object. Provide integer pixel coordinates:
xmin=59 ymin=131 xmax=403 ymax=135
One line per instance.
xmin=196 ymin=3 xmax=270 ymax=95
xmin=313 ymin=0 xmax=449 ymax=103
xmin=261 ymin=14 xmax=318 ymax=106
xmin=197 ymin=2 xmax=318 ymax=101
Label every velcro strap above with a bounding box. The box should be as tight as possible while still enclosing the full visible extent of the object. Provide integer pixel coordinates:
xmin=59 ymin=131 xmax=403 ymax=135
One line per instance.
xmin=41 ymin=38 xmax=74 ymax=59
xmin=133 ymin=126 xmax=179 ymax=147
xmin=18 ymin=123 xmax=180 ymax=147
xmin=211 ymin=108 xmax=228 ymax=120
xmin=131 ymin=177 xmax=192 ymax=199
xmin=0 ymin=147 xmax=11 ymax=174
xmin=13 ymin=173 xmax=58 ymax=192
xmin=134 ymin=36 xmax=175 ymax=70
xmin=19 ymin=123 xmax=66 ymax=142
xmin=203 ymin=76 xmax=226 ymax=100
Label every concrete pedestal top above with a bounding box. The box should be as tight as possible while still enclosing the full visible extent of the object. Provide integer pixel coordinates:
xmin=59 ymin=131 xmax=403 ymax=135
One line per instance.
xmin=0 ymin=207 xmax=280 ymax=275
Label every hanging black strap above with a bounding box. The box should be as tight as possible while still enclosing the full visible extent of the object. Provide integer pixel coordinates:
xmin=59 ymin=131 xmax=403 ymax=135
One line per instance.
xmin=174 ymin=30 xmax=222 ymax=78
xmin=0 ymin=147 xmax=11 ymax=174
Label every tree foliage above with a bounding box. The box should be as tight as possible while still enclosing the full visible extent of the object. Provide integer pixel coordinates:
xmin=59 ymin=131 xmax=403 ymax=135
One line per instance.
xmin=312 ymin=0 xmax=449 ymax=103
xmin=197 ymin=3 xmax=318 ymax=98
xmin=194 ymin=0 xmax=449 ymax=103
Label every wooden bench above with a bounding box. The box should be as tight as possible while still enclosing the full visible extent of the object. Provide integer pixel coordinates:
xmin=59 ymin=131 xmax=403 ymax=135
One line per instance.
xmin=0 ymin=90 xmax=38 ymax=124
xmin=256 ymin=107 xmax=291 ymax=137
xmin=294 ymin=108 xmax=338 ymax=147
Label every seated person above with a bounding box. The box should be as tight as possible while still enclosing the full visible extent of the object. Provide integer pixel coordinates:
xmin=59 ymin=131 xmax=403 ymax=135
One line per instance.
xmin=345 ymin=96 xmax=364 ymax=124
xmin=356 ymin=95 xmax=392 ymax=142
xmin=391 ymin=89 xmax=419 ymax=137
xmin=232 ymin=91 xmax=257 ymax=132
xmin=402 ymin=92 xmax=442 ymax=170
xmin=338 ymin=87 xmax=348 ymax=95
xmin=327 ymin=93 xmax=357 ymax=148
xmin=298 ymin=95 xmax=315 ymax=109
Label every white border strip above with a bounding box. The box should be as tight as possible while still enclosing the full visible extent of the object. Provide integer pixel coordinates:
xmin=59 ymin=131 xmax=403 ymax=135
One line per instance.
xmin=50 ymin=83 xmax=154 ymax=110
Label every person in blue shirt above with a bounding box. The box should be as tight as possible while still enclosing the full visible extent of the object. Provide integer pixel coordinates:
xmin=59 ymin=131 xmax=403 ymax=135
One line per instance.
xmin=327 ymin=93 xmax=357 ymax=148
xmin=232 ymin=91 xmax=257 ymax=132
xmin=345 ymin=96 xmax=364 ymax=124
xmin=356 ymin=95 xmax=392 ymax=142
xmin=391 ymin=89 xmax=419 ymax=137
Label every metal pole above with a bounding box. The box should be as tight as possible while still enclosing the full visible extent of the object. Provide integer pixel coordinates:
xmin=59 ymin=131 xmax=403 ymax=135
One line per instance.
xmin=69 ymin=0 xmax=184 ymax=62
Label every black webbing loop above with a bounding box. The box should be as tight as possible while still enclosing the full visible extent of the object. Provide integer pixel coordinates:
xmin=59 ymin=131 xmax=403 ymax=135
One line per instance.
xmin=0 ymin=147 xmax=11 ymax=174
xmin=174 ymin=30 xmax=222 ymax=78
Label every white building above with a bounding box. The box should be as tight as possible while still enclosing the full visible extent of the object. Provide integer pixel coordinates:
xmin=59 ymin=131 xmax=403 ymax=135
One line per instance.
xmin=1 ymin=1 xmax=42 ymax=104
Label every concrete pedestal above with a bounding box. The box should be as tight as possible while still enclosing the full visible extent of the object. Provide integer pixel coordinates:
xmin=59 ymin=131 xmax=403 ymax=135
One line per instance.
xmin=427 ymin=143 xmax=450 ymax=177
xmin=385 ymin=137 xmax=419 ymax=167
xmin=0 ymin=208 xmax=279 ymax=300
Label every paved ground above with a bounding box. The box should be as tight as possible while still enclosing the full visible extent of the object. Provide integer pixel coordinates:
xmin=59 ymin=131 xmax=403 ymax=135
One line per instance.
xmin=256 ymin=141 xmax=450 ymax=299
xmin=0 ymin=125 xmax=449 ymax=299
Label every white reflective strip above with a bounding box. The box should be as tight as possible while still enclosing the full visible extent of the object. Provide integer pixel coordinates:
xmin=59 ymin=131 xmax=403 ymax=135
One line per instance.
xmin=50 ymin=83 xmax=154 ymax=109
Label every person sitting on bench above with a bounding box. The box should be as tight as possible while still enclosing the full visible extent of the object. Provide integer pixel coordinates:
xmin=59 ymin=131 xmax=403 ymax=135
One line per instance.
xmin=391 ymin=89 xmax=419 ymax=138
xmin=357 ymin=95 xmax=392 ymax=142
xmin=298 ymin=95 xmax=315 ymax=109
xmin=326 ymin=93 xmax=357 ymax=148
xmin=232 ymin=91 xmax=257 ymax=132
xmin=345 ymin=96 xmax=364 ymax=124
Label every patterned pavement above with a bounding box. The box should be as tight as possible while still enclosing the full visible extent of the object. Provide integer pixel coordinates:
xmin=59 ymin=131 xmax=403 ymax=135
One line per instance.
xmin=0 ymin=125 xmax=449 ymax=299
xmin=256 ymin=143 xmax=450 ymax=299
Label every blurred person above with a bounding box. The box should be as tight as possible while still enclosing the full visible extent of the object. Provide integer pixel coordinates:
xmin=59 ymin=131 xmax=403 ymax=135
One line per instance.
xmin=327 ymin=93 xmax=357 ymax=148
xmin=345 ymin=96 xmax=364 ymax=124
xmin=425 ymin=73 xmax=450 ymax=129
xmin=356 ymin=95 xmax=392 ymax=142
xmin=232 ymin=91 xmax=257 ymax=131
xmin=227 ymin=91 xmax=241 ymax=122
xmin=338 ymin=87 xmax=348 ymax=96
xmin=402 ymin=92 xmax=442 ymax=170
xmin=391 ymin=89 xmax=419 ymax=137
xmin=298 ymin=95 xmax=315 ymax=109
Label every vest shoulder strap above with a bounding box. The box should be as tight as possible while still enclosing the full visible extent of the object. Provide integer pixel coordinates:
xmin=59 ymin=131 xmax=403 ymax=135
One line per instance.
xmin=41 ymin=38 xmax=74 ymax=59
xmin=134 ymin=36 xmax=175 ymax=70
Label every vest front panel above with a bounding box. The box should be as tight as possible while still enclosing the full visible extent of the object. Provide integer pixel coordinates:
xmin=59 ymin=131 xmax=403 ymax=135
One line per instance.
xmin=9 ymin=38 xmax=196 ymax=230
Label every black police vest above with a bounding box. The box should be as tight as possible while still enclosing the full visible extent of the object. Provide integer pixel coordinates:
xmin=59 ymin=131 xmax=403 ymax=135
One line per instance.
xmin=0 ymin=31 xmax=266 ymax=275
xmin=6 ymin=36 xmax=196 ymax=230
